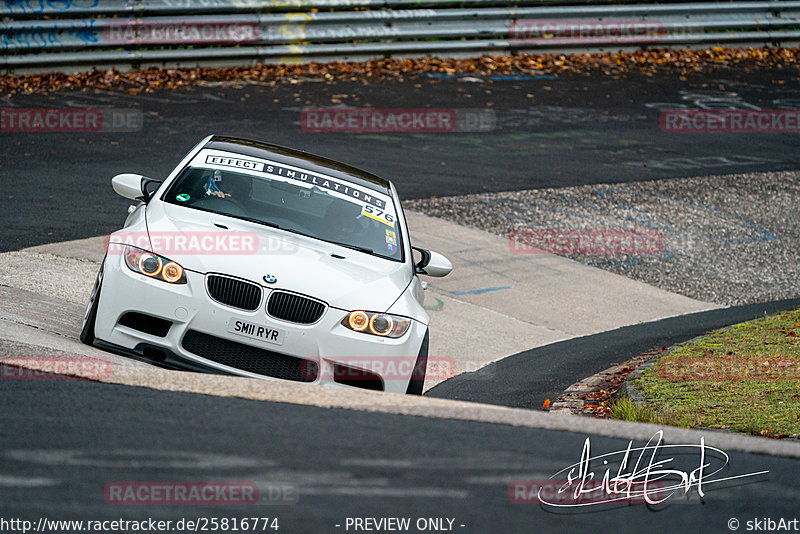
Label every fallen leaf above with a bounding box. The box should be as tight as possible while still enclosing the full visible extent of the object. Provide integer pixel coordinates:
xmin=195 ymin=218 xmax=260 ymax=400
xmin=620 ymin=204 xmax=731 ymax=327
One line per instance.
xmin=1 ymin=47 xmax=797 ymax=95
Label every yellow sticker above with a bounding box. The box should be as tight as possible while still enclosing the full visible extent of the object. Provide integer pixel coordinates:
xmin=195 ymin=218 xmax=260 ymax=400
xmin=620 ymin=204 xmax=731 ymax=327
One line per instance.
xmin=361 ymin=204 xmax=395 ymax=227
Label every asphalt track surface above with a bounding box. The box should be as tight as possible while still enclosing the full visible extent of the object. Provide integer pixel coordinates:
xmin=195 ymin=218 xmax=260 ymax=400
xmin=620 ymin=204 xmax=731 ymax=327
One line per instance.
xmin=2 ymin=372 xmax=800 ymax=533
xmin=2 ymin=66 xmax=799 ymax=251
xmin=427 ymin=297 xmax=800 ymax=409
xmin=3 ymin=65 xmax=800 ymax=531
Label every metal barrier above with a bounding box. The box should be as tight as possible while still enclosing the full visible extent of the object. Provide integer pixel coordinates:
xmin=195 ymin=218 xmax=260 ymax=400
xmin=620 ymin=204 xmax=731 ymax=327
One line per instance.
xmin=2 ymin=1 xmax=799 ymax=72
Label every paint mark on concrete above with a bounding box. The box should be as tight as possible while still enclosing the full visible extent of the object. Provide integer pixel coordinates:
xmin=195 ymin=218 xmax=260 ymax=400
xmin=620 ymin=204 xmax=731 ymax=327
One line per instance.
xmin=451 ymin=286 xmax=511 ymax=295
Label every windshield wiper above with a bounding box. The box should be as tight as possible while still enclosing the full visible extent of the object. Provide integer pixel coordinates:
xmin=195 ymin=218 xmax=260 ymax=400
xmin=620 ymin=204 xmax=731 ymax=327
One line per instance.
xmin=324 ymin=240 xmax=375 ymax=255
xmin=195 ymin=209 xmax=282 ymax=230
xmin=233 ymin=216 xmax=282 ymax=230
xmin=233 ymin=215 xmax=316 ymax=240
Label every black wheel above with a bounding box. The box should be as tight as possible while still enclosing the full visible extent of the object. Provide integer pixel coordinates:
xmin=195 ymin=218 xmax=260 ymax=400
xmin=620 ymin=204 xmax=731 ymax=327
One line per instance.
xmin=405 ymin=330 xmax=429 ymax=395
xmin=80 ymin=261 xmax=104 ymax=346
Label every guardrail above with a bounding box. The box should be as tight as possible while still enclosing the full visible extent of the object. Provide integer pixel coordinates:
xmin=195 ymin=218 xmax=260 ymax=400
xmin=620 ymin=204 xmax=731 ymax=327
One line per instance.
xmin=2 ymin=1 xmax=799 ymax=73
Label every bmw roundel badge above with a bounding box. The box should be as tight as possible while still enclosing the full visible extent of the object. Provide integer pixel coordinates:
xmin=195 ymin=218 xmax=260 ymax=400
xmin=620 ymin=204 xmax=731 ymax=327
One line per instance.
xmin=263 ymin=274 xmax=277 ymax=284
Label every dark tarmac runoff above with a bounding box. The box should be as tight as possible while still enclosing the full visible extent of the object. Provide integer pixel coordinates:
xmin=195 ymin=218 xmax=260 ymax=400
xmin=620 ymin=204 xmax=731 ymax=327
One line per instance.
xmin=1 ymin=65 xmax=798 ymax=251
xmin=1 ymin=368 xmax=799 ymax=534
xmin=428 ymin=298 xmax=800 ymax=409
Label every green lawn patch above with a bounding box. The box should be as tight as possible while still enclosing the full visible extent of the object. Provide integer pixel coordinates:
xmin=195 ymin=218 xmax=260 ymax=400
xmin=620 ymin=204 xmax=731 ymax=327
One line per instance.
xmin=611 ymin=308 xmax=800 ymax=439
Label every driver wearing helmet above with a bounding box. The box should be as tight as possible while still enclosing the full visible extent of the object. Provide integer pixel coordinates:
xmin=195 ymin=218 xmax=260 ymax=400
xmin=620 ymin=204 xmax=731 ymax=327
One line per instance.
xmin=204 ymin=170 xmax=252 ymax=202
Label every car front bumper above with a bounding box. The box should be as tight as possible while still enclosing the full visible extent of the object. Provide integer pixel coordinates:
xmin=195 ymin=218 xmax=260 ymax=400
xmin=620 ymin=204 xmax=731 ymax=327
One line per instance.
xmin=94 ymin=253 xmax=427 ymax=394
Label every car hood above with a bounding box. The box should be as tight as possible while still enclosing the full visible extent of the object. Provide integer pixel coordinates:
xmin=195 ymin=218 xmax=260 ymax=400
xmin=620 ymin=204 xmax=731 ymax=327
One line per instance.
xmin=142 ymin=201 xmax=411 ymax=312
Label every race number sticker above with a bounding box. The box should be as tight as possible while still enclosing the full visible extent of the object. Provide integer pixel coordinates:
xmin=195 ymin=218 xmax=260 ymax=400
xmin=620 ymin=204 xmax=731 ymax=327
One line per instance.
xmin=361 ymin=204 xmax=396 ymax=227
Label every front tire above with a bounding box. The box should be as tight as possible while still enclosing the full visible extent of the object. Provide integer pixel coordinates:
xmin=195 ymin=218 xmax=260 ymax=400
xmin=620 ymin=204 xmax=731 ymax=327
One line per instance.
xmin=405 ymin=330 xmax=429 ymax=395
xmin=80 ymin=261 xmax=104 ymax=346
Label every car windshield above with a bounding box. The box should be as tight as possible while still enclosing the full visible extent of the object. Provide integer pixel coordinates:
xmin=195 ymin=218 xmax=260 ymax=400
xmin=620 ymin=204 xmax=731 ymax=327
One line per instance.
xmin=162 ymin=151 xmax=403 ymax=261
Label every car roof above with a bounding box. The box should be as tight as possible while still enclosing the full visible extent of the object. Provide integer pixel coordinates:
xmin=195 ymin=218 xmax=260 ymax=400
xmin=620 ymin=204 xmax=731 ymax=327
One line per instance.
xmin=205 ymin=136 xmax=392 ymax=194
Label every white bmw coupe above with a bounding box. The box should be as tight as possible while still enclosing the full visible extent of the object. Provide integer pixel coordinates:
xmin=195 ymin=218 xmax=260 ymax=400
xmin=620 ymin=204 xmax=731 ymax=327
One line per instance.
xmin=81 ymin=135 xmax=452 ymax=394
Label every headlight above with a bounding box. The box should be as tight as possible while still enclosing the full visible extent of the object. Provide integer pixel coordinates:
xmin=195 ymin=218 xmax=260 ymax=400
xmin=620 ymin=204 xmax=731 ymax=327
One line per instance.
xmin=124 ymin=246 xmax=187 ymax=284
xmin=342 ymin=311 xmax=410 ymax=338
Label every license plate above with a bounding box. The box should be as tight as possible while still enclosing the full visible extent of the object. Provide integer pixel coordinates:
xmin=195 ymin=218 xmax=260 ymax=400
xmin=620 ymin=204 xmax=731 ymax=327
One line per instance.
xmin=227 ymin=318 xmax=285 ymax=346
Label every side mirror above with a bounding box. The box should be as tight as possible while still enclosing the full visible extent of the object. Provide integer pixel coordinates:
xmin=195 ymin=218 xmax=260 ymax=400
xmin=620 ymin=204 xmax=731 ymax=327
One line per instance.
xmin=112 ymin=173 xmax=162 ymax=202
xmin=412 ymin=247 xmax=452 ymax=277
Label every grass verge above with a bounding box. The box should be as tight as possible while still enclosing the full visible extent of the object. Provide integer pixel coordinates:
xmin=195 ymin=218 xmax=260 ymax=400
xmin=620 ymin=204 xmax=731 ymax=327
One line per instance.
xmin=610 ymin=308 xmax=800 ymax=439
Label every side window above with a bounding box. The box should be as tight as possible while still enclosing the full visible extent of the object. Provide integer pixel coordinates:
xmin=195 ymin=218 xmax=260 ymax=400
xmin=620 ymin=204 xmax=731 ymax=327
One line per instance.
xmin=164 ymin=168 xmax=208 ymax=205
